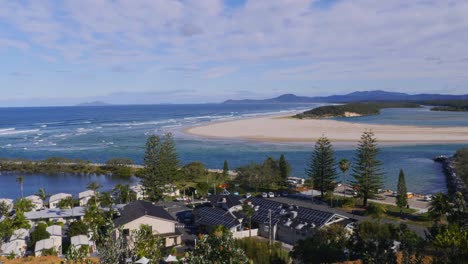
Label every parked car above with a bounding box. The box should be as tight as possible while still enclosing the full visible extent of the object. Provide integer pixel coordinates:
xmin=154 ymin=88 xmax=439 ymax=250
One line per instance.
xmin=280 ymin=191 xmax=289 ymax=197
xmin=262 ymin=192 xmax=268 ymax=198
xmin=268 ymin=192 xmax=275 ymax=198
xmin=245 ymin=193 xmax=252 ymax=199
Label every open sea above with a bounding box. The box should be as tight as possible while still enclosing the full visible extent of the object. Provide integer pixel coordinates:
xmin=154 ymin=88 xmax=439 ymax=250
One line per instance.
xmin=1 ymin=104 xmax=468 ymax=199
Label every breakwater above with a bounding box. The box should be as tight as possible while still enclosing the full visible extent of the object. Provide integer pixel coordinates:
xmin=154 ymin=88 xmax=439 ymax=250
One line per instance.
xmin=434 ymin=155 xmax=468 ymax=201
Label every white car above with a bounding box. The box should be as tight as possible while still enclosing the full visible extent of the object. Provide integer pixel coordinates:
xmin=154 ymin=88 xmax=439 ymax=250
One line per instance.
xmin=245 ymin=193 xmax=252 ymax=199
xmin=262 ymin=192 xmax=268 ymax=198
xmin=268 ymin=192 xmax=275 ymax=198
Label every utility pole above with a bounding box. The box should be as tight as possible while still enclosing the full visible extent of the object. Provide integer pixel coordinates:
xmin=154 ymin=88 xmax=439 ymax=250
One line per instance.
xmin=268 ymin=209 xmax=272 ymax=246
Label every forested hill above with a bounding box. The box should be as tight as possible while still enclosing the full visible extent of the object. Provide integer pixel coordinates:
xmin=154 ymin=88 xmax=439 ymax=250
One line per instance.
xmin=294 ymin=102 xmax=421 ymax=119
xmin=223 ymin=90 xmax=468 ymax=104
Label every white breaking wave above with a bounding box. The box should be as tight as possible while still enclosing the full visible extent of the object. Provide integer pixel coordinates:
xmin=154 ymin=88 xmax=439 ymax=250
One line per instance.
xmin=0 ymin=128 xmax=40 ymax=136
xmin=104 ymin=119 xmax=177 ymax=127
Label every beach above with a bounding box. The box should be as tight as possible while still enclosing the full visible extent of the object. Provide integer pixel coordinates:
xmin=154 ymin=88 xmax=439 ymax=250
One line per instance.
xmin=184 ymin=115 xmax=468 ymax=144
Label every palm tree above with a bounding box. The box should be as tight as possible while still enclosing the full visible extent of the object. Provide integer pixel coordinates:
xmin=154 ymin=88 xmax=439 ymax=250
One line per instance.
xmin=87 ymin=181 xmax=102 ymax=207
xmin=429 ymin=193 xmax=451 ymax=223
xmin=16 ymin=176 xmax=24 ymax=198
xmin=338 ymin=159 xmax=350 ymax=198
xmin=37 ymin=188 xmax=48 ymax=201
xmin=59 ymin=196 xmax=75 ymax=209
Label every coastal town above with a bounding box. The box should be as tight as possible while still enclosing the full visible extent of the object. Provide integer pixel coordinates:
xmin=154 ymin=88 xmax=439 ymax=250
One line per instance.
xmin=1 ymin=1 xmax=468 ymax=263
xmin=1 ymin=132 xmax=467 ymax=263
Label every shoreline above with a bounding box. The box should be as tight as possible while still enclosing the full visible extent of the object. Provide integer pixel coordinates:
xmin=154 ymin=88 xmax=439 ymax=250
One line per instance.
xmin=183 ymin=113 xmax=468 ymax=145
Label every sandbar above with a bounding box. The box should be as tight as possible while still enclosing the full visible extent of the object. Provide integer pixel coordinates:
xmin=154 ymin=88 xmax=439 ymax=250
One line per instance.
xmin=184 ymin=115 xmax=468 ymax=144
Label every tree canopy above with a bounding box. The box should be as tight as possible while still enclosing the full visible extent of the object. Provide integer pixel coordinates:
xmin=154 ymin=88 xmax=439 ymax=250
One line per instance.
xmin=351 ymin=131 xmax=384 ymax=206
xmin=306 ymin=136 xmax=337 ymax=198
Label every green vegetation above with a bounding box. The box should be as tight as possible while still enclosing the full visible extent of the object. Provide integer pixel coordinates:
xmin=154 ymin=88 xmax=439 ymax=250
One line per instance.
xmin=14 ymin=198 xmax=34 ymax=213
xmin=223 ymin=160 xmax=229 ymax=177
xmin=68 ymin=221 xmax=89 ymax=237
xmin=396 ymin=169 xmax=408 ymax=215
xmin=235 ymin=156 xmax=291 ymax=192
xmin=0 ymin=156 xmax=138 ymax=178
xmin=291 ymin=225 xmax=348 ymax=263
xmin=236 ymin=237 xmax=289 ymax=264
xmin=453 ymin=148 xmax=468 ymax=185
xmin=351 ymin=131 xmax=384 ymax=207
xmin=294 ymin=102 xmax=420 ymax=118
xmin=29 ymin=223 xmax=51 ymax=250
xmin=132 ymin=224 xmax=163 ymax=263
xmin=278 ymin=154 xmax=291 ymax=186
xmin=425 ymin=99 xmax=468 ymax=112
xmin=139 ymin=133 xmax=180 ymax=201
xmin=306 ymin=136 xmax=337 ymax=198
xmin=186 ymin=225 xmax=249 ymax=264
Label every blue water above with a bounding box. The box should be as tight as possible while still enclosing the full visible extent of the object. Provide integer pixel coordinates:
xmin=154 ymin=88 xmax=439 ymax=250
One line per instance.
xmin=1 ymin=104 xmax=468 ymax=199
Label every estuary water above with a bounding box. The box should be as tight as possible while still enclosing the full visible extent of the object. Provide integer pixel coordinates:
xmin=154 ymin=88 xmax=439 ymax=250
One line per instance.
xmin=1 ymin=104 xmax=468 ymax=199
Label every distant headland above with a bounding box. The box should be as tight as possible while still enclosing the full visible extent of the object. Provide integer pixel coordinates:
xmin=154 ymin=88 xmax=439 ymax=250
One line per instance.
xmin=223 ymin=90 xmax=468 ymax=105
xmin=76 ymin=101 xmax=111 ymax=107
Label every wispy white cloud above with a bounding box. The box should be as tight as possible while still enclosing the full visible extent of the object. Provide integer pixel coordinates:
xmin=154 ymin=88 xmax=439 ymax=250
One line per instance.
xmin=0 ymin=0 xmax=467 ymax=102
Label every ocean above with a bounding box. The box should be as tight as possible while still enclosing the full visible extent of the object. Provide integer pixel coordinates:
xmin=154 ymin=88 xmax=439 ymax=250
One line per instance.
xmin=1 ymin=104 xmax=468 ymax=199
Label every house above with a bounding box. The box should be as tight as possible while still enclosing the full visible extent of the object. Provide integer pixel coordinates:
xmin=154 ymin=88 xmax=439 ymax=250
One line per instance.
xmin=247 ymin=197 xmax=348 ymax=245
xmin=46 ymin=225 xmax=62 ymax=255
xmin=193 ymin=206 xmax=242 ymax=233
xmin=0 ymin=228 xmax=29 ymax=258
xmin=193 ymin=189 xmax=245 ymax=233
xmin=71 ymin=235 xmax=94 ymax=254
xmin=34 ymin=238 xmax=58 ymax=256
xmin=48 ymin=193 xmax=72 ymax=209
xmin=78 ymin=190 xmax=95 ymax=206
xmin=114 ymin=200 xmax=182 ymax=247
xmin=163 ymin=184 xmax=180 ymax=197
xmin=25 ymin=195 xmax=43 ymax=211
xmin=25 ymin=207 xmax=85 ymax=224
xmin=0 ymin=198 xmax=14 ymax=213
xmin=130 ymin=184 xmax=145 ymax=200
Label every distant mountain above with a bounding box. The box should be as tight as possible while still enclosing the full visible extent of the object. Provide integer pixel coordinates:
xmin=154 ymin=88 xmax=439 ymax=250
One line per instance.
xmin=76 ymin=101 xmax=110 ymax=106
xmin=223 ymin=90 xmax=468 ymax=104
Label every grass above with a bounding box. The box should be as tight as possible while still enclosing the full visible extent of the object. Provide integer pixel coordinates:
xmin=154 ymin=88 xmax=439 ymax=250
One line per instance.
xmin=322 ymin=195 xmax=433 ymax=227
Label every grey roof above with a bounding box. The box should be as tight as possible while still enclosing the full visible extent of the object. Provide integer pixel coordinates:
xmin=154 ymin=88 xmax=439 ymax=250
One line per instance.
xmin=35 ymin=238 xmax=55 ymax=252
xmin=46 ymin=225 xmax=62 ymax=237
xmin=25 ymin=207 xmax=86 ymax=220
xmin=114 ymin=200 xmax=177 ymax=226
xmin=248 ymin=197 xmax=344 ymax=228
xmin=208 ymin=194 xmax=243 ymax=209
xmin=71 ymin=235 xmax=90 ymax=246
xmin=194 ymin=207 xmax=240 ymax=229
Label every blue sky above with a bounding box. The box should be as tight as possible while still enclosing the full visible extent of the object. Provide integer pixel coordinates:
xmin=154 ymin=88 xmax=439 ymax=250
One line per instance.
xmin=0 ymin=0 xmax=467 ymax=106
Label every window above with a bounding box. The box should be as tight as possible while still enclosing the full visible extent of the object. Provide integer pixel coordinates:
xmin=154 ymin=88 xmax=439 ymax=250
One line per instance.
xmin=123 ymin=229 xmax=130 ymax=236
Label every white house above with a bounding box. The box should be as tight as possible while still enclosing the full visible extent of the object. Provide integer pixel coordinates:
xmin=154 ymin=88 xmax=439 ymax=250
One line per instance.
xmin=70 ymin=235 xmax=94 ymax=254
xmin=34 ymin=238 xmax=57 ymax=257
xmin=0 ymin=228 xmax=29 ymax=258
xmin=114 ymin=201 xmax=182 ymax=247
xmin=48 ymin=193 xmax=72 ymax=209
xmin=0 ymin=198 xmax=14 ymax=213
xmin=25 ymin=207 xmax=85 ymax=224
xmin=130 ymin=184 xmax=145 ymax=200
xmin=25 ymin=195 xmax=43 ymax=211
xmin=78 ymin=190 xmax=95 ymax=206
xmin=45 ymin=225 xmax=62 ymax=255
